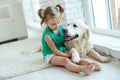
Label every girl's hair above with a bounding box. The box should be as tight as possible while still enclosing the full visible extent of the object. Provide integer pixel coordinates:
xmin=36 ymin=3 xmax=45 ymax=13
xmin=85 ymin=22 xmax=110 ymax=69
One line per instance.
xmin=38 ymin=4 xmax=64 ymax=26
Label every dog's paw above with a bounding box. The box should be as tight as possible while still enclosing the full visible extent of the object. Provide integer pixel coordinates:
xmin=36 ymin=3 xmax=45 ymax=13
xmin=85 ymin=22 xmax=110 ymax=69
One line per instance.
xmin=72 ymin=56 xmax=80 ymax=63
xmin=98 ymin=56 xmax=111 ymax=63
xmin=70 ymin=48 xmax=81 ymax=63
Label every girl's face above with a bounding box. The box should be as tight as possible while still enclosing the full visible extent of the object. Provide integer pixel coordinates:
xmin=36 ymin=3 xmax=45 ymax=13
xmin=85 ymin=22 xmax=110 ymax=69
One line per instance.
xmin=45 ymin=16 xmax=61 ymax=31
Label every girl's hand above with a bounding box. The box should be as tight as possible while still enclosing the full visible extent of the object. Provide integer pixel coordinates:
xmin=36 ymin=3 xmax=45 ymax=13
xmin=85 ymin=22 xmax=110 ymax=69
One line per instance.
xmin=66 ymin=52 xmax=72 ymax=59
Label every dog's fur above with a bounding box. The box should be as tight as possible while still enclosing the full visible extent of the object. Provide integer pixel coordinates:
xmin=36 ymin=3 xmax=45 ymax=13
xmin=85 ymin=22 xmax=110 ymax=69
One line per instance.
xmin=63 ymin=20 xmax=110 ymax=63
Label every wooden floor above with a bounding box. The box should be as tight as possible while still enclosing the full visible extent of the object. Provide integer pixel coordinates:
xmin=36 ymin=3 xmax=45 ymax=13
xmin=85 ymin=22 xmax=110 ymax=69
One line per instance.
xmin=6 ymin=60 xmax=120 ymax=80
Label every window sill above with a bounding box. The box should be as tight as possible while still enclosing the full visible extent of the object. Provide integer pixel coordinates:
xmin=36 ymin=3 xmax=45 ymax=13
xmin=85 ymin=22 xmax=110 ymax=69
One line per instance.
xmin=91 ymin=33 xmax=120 ymax=59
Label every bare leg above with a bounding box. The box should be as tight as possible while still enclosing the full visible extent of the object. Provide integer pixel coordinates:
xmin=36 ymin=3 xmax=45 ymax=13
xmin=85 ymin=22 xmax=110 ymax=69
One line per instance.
xmin=77 ymin=59 xmax=101 ymax=71
xmin=77 ymin=59 xmax=90 ymax=65
xmin=49 ymin=55 xmax=95 ymax=75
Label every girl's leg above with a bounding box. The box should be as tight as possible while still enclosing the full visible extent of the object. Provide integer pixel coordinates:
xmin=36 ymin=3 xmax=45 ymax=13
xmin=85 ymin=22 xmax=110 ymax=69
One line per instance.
xmin=49 ymin=55 xmax=95 ymax=75
xmin=77 ymin=59 xmax=101 ymax=71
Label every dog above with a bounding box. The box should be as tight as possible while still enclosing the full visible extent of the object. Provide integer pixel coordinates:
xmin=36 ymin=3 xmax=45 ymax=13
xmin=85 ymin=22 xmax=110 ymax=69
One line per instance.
xmin=62 ymin=20 xmax=110 ymax=63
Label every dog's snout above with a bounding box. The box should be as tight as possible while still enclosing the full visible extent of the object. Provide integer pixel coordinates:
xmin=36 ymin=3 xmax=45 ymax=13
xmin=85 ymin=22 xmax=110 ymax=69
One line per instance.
xmin=62 ymin=28 xmax=68 ymax=34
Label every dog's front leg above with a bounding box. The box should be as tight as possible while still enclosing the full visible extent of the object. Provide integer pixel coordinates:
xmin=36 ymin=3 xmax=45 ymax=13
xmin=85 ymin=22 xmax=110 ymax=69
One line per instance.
xmin=70 ymin=48 xmax=81 ymax=63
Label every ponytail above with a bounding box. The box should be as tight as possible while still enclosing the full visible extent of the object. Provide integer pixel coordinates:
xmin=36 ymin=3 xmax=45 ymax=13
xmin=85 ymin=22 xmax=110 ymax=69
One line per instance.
xmin=56 ymin=4 xmax=65 ymax=23
xmin=56 ymin=4 xmax=64 ymax=14
xmin=38 ymin=9 xmax=45 ymax=25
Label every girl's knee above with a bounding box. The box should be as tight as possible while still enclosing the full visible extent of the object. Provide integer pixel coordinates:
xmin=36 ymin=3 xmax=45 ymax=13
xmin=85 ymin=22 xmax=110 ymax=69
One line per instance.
xmin=62 ymin=58 xmax=71 ymax=66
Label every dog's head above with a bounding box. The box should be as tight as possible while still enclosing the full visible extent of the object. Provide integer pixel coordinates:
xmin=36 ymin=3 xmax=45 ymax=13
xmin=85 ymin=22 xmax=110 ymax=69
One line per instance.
xmin=62 ymin=20 xmax=90 ymax=41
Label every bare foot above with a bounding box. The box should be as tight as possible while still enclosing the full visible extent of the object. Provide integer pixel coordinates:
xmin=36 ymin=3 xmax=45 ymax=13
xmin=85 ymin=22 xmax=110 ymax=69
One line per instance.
xmin=94 ymin=62 xmax=101 ymax=71
xmin=83 ymin=64 xmax=95 ymax=76
xmin=89 ymin=61 xmax=101 ymax=71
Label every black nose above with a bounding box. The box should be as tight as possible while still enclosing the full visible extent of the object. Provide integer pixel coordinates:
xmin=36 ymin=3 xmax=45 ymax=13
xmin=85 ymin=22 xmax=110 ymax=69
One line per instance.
xmin=62 ymin=28 xmax=68 ymax=34
xmin=75 ymin=34 xmax=79 ymax=38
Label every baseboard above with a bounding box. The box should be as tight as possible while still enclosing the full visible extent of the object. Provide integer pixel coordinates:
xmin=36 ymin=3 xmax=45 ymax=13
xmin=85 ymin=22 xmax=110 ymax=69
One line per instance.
xmin=0 ymin=36 xmax=28 ymax=45
xmin=0 ymin=38 xmax=18 ymax=45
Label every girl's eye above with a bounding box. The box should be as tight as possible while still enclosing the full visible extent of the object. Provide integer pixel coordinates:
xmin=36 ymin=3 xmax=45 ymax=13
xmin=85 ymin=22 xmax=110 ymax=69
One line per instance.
xmin=52 ymin=23 xmax=56 ymax=25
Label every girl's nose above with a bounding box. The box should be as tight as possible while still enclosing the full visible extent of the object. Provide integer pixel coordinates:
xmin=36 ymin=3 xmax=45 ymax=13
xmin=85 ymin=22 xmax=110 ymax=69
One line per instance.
xmin=56 ymin=23 xmax=59 ymax=27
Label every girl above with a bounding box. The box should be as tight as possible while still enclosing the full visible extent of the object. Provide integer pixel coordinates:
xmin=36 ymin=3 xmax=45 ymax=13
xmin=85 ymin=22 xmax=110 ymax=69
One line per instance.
xmin=38 ymin=4 xmax=101 ymax=76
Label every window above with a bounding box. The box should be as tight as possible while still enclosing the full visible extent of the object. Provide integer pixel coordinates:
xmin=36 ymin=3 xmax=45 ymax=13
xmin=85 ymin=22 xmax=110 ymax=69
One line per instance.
xmin=83 ymin=0 xmax=120 ymax=38
xmin=109 ymin=0 xmax=120 ymax=30
xmin=92 ymin=0 xmax=110 ymax=29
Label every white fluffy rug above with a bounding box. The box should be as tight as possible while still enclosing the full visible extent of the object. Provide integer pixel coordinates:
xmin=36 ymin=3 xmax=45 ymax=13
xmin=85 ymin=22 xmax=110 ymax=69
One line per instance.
xmin=0 ymin=37 xmax=52 ymax=79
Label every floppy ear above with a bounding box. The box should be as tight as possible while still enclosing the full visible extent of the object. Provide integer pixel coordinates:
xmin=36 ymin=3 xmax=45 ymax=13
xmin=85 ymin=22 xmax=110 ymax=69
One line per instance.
xmin=84 ymin=28 xmax=90 ymax=40
xmin=79 ymin=20 xmax=91 ymax=40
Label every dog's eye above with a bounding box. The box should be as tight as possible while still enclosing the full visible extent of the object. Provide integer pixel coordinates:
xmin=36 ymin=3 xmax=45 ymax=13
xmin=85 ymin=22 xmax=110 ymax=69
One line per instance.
xmin=67 ymin=24 xmax=69 ymax=26
xmin=73 ymin=24 xmax=78 ymax=27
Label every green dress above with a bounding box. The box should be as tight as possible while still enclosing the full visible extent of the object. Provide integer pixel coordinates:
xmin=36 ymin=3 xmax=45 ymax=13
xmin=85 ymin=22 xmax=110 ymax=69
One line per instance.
xmin=42 ymin=25 xmax=67 ymax=59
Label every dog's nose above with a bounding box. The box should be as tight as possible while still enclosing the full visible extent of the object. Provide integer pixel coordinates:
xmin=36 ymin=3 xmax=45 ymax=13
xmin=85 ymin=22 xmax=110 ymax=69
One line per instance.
xmin=75 ymin=34 xmax=79 ymax=38
xmin=62 ymin=28 xmax=68 ymax=34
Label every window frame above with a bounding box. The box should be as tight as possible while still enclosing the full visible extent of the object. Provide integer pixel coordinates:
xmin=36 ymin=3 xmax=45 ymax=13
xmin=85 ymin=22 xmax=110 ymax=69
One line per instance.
xmin=83 ymin=0 xmax=120 ymax=38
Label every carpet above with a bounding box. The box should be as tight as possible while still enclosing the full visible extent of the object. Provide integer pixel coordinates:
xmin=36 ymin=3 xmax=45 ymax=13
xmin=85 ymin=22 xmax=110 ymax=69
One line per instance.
xmin=0 ymin=37 xmax=52 ymax=79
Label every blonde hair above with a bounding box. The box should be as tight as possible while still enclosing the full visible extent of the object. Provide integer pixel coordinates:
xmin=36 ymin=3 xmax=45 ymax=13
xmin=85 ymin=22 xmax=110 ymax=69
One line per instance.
xmin=38 ymin=4 xmax=64 ymax=26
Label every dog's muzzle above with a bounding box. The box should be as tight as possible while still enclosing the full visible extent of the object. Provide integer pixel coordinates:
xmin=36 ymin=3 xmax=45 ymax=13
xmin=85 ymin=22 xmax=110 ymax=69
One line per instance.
xmin=64 ymin=34 xmax=79 ymax=41
xmin=62 ymin=28 xmax=79 ymax=41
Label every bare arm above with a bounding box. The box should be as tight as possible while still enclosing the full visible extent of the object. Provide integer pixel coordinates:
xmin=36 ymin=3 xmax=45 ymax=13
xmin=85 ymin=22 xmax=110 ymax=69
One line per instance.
xmin=44 ymin=34 xmax=70 ymax=58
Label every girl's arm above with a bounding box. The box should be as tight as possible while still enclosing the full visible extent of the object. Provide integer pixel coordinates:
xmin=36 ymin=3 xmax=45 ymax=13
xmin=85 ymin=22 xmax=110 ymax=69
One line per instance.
xmin=44 ymin=34 xmax=70 ymax=58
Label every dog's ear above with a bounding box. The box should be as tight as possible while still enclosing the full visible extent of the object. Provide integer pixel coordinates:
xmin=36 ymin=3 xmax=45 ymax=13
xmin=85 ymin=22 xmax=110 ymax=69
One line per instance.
xmin=85 ymin=27 xmax=90 ymax=40
xmin=81 ymin=28 xmax=90 ymax=40
xmin=79 ymin=21 xmax=90 ymax=40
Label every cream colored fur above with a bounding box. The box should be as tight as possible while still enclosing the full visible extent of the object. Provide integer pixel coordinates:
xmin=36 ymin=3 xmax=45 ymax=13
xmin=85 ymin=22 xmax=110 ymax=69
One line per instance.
xmin=64 ymin=20 xmax=110 ymax=63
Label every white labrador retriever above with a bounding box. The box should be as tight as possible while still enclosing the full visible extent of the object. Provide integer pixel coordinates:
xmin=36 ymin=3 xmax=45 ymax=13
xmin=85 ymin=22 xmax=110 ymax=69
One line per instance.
xmin=62 ymin=20 xmax=110 ymax=63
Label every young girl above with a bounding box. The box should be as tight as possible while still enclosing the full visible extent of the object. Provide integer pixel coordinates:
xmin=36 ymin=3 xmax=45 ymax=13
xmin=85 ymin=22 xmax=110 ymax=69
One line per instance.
xmin=38 ymin=4 xmax=101 ymax=76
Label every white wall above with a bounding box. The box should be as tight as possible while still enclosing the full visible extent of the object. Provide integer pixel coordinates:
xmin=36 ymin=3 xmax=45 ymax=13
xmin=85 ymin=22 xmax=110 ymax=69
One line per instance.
xmin=0 ymin=0 xmax=19 ymax=6
xmin=0 ymin=0 xmax=85 ymax=41
xmin=22 ymin=0 xmax=85 ymax=25
xmin=65 ymin=0 xmax=85 ymax=22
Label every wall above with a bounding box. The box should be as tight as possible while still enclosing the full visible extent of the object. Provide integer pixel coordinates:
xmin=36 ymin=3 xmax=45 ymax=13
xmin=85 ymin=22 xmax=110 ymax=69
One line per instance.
xmin=0 ymin=0 xmax=18 ymax=6
xmin=1 ymin=0 xmax=85 ymax=23
xmin=65 ymin=0 xmax=85 ymax=22
xmin=22 ymin=0 xmax=85 ymax=25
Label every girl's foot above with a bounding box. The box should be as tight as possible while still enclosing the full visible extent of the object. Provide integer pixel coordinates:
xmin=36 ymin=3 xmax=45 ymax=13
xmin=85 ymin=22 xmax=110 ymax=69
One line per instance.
xmin=83 ymin=64 xmax=95 ymax=76
xmin=88 ymin=61 xmax=101 ymax=71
